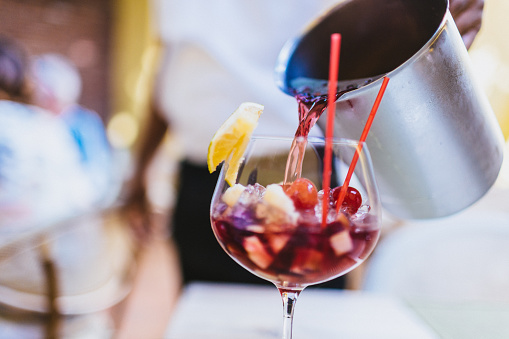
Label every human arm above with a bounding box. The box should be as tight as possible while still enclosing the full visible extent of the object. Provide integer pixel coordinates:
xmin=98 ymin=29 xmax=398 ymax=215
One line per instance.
xmin=122 ymin=100 xmax=169 ymax=244
xmin=450 ymin=0 xmax=485 ymax=49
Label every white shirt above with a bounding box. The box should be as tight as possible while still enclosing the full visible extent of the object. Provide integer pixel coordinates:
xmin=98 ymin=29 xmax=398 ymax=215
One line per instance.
xmin=152 ymin=0 xmax=339 ymax=164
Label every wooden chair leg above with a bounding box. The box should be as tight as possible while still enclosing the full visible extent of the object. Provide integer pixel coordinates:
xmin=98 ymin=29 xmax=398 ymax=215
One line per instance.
xmin=40 ymin=241 xmax=61 ymax=339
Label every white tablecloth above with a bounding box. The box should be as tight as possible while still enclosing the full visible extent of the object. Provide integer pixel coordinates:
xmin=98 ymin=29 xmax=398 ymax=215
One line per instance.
xmin=165 ymin=282 xmax=439 ymax=339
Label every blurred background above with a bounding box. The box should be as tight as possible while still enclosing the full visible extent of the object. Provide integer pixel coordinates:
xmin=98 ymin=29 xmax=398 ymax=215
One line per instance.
xmin=2 ymin=0 xmax=507 ymax=213
xmin=0 ymin=0 xmax=508 ymax=338
xmin=2 ymin=0 xmax=507 ymax=155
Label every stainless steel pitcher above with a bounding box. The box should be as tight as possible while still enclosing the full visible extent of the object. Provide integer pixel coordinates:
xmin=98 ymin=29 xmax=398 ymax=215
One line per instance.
xmin=275 ymin=0 xmax=505 ymax=219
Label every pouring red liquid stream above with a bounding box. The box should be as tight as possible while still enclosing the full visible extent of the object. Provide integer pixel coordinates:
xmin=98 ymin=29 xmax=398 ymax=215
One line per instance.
xmin=283 ymin=91 xmax=343 ymax=184
xmin=283 ymin=78 xmax=390 ymax=219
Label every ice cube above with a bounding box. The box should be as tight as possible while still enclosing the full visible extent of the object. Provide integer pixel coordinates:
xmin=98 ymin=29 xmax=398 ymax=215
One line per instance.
xmin=243 ymin=236 xmax=273 ymax=269
xmin=222 ymin=184 xmax=246 ymax=207
xmin=236 ymin=185 xmax=256 ymax=205
xmin=351 ymin=204 xmax=371 ymax=222
xmin=330 ymin=231 xmax=353 ymax=256
xmin=229 ymin=203 xmax=257 ymax=228
xmin=252 ymin=183 xmax=266 ymax=197
xmin=336 ymin=212 xmax=351 ymax=227
xmin=314 ymin=190 xmax=343 ymax=224
xmin=298 ymin=209 xmax=319 ymax=226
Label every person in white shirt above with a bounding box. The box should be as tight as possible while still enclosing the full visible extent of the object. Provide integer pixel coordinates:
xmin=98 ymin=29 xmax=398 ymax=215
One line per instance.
xmin=124 ymin=0 xmax=486 ymax=287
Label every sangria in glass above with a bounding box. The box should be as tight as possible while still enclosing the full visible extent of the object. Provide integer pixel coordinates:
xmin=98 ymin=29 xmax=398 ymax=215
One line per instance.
xmin=210 ymin=135 xmax=382 ymax=338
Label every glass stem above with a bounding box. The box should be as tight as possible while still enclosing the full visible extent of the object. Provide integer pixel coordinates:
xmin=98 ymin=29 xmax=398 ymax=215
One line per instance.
xmin=279 ymin=288 xmax=302 ymax=339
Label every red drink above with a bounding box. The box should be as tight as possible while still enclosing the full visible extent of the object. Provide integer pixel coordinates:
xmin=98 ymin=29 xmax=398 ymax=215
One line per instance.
xmin=211 ymin=183 xmax=380 ymax=288
xmin=212 ymin=88 xmax=380 ymax=289
xmin=209 ymin=134 xmax=381 ymax=339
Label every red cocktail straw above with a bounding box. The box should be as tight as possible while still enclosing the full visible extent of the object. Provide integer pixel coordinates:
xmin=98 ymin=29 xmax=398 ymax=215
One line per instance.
xmin=335 ymin=76 xmax=390 ymax=214
xmin=322 ymin=33 xmax=341 ymax=226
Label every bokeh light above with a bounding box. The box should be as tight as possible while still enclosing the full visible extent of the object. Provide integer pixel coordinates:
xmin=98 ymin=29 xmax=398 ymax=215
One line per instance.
xmin=107 ymin=111 xmax=139 ymax=149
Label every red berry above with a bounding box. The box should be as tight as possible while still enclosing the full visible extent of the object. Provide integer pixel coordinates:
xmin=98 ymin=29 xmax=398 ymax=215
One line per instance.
xmin=284 ymin=178 xmax=318 ymax=210
xmin=331 ymin=186 xmax=362 ymax=214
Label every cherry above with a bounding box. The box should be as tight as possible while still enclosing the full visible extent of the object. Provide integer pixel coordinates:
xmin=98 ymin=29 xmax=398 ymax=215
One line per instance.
xmin=331 ymin=186 xmax=362 ymax=214
xmin=284 ymin=178 xmax=318 ymax=210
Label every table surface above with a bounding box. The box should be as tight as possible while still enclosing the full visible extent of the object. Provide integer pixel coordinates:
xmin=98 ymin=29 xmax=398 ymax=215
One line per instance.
xmin=165 ymin=282 xmax=509 ymax=339
xmin=165 ymin=282 xmax=439 ymax=339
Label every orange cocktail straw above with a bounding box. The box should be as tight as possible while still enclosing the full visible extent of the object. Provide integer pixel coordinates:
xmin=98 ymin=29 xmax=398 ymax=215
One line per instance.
xmin=335 ymin=76 xmax=390 ymax=213
xmin=322 ymin=33 xmax=341 ymax=226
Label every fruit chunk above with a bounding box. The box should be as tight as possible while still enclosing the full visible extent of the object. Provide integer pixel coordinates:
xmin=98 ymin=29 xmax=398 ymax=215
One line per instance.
xmin=260 ymin=184 xmax=298 ymax=224
xmin=290 ymin=248 xmax=323 ymax=274
xmin=222 ymin=184 xmax=246 ymax=207
xmin=330 ymin=231 xmax=353 ymax=256
xmin=207 ymin=102 xmax=264 ymax=186
xmin=267 ymin=234 xmax=291 ymax=253
xmin=243 ymin=236 xmax=273 ymax=269
xmin=263 ymin=184 xmax=296 ymax=212
xmin=284 ymin=178 xmax=318 ymax=210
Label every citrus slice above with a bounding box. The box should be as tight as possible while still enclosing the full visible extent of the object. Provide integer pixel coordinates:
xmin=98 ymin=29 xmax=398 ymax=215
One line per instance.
xmin=207 ymin=102 xmax=264 ymax=185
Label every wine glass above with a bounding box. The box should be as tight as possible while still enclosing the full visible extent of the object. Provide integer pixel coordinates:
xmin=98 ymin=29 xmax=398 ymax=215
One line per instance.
xmin=210 ymin=135 xmax=382 ymax=338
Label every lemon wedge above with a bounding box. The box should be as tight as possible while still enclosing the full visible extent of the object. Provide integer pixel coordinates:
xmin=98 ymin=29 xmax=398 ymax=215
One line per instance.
xmin=207 ymin=102 xmax=264 ymax=185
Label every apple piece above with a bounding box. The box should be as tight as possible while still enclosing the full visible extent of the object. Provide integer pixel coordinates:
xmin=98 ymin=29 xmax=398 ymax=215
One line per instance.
xmin=330 ymin=231 xmax=353 ymax=256
xmin=267 ymin=234 xmax=291 ymax=254
xmin=262 ymin=184 xmax=298 ymax=223
xmin=263 ymin=184 xmax=295 ymax=212
xmin=243 ymin=236 xmax=273 ymax=269
xmin=222 ymin=183 xmax=246 ymax=207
